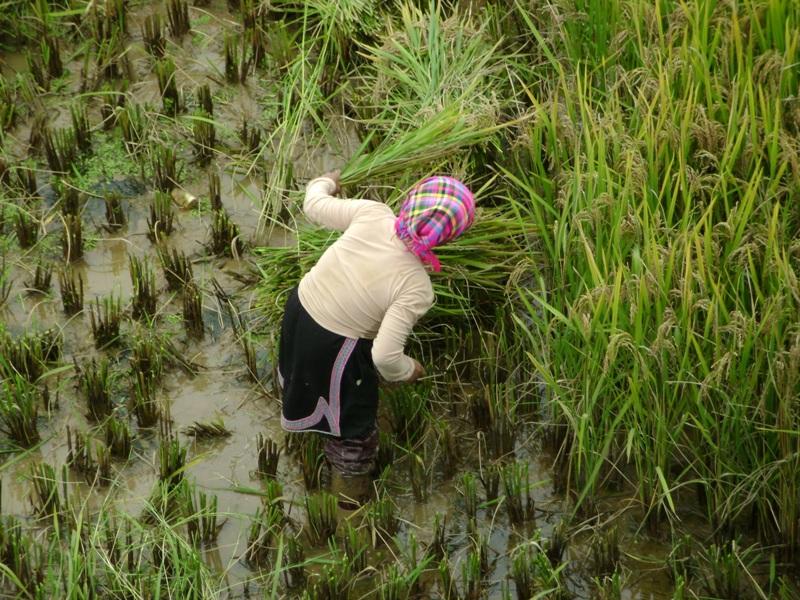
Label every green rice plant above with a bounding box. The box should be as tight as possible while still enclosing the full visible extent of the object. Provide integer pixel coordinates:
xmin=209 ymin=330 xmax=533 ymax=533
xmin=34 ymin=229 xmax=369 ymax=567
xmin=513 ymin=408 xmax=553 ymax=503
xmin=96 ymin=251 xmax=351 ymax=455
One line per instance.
xmin=460 ymin=471 xmax=478 ymax=522
xmin=90 ymin=294 xmax=122 ymax=348
xmin=300 ymin=433 xmax=324 ymax=491
xmin=61 ymin=213 xmax=83 ymax=262
xmin=479 ymin=460 xmax=501 ymax=504
xmin=209 ymin=209 xmax=244 ymax=256
xmin=282 ymin=530 xmax=306 ymax=588
xmin=57 ymin=268 xmax=83 ymax=315
xmin=129 ymin=255 xmax=157 ymax=320
xmin=1 ymin=329 xmax=61 ymax=382
xmin=148 ymin=191 xmax=175 ymax=241
xmin=438 ymin=556 xmax=457 ymax=600
xmin=41 ymin=126 xmax=77 ymax=174
xmin=158 ymin=434 xmax=187 ymax=490
xmin=510 ymin=542 xmax=568 ymax=600
xmin=501 ymin=461 xmax=535 ymax=526
xmin=80 ymin=357 xmax=113 ymax=421
xmin=593 ymin=571 xmax=623 ymax=600
xmin=256 ymin=433 xmax=280 ymax=479
xmin=407 ymin=450 xmax=428 ymax=502
xmin=182 ymin=416 xmax=231 ymax=439
xmin=26 ymin=260 xmax=52 ymax=294
xmin=460 ymin=545 xmax=485 ymax=600
xmin=70 ymin=102 xmax=91 ymax=154
xmin=131 ymin=371 xmax=160 ymax=428
xmin=103 ymin=416 xmax=132 ymax=459
xmin=104 ymin=191 xmax=126 ymax=230
xmin=0 ymin=516 xmax=46 ymax=594
xmin=0 ymin=374 xmax=40 ymax=447
xmin=156 ymin=245 xmax=192 ymax=291
xmin=342 ymin=522 xmax=368 ymax=575
xmin=246 ymin=498 xmax=284 ymax=567
xmin=545 ymin=520 xmax=568 ymax=567
xmin=698 ymin=540 xmax=759 ymax=600
xmin=118 ymin=103 xmax=147 ymax=154
xmin=95 ymin=441 xmax=112 ymax=485
xmin=166 ymin=0 xmax=190 ymax=38
xmin=366 ymin=494 xmax=398 ymax=542
xmin=312 ymin=551 xmax=354 ymax=599
xmin=142 ymin=14 xmax=165 ymax=58
xmin=29 ymin=463 xmax=67 ymax=520
xmin=66 ymin=426 xmax=94 ymax=475
xmin=304 ymin=492 xmax=337 ymax=546
xmin=186 ymin=487 xmax=222 ymax=546
xmin=155 ymin=58 xmax=181 ymax=116
xmin=26 ymin=51 xmax=49 ymax=91
xmin=383 ymin=384 xmax=430 ymax=448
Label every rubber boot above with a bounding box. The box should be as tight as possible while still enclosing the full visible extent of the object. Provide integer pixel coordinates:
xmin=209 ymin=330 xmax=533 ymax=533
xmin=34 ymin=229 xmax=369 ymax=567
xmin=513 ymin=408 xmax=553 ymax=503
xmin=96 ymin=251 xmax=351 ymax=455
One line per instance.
xmin=330 ymin=470 xmax=372 ymax=510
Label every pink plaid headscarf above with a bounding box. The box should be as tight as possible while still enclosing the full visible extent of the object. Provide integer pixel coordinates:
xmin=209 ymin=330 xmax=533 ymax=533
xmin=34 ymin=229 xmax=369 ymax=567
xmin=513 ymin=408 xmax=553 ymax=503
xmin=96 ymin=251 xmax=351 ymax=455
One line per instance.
xmin=395 ymin=176 xmax=475 ymax=272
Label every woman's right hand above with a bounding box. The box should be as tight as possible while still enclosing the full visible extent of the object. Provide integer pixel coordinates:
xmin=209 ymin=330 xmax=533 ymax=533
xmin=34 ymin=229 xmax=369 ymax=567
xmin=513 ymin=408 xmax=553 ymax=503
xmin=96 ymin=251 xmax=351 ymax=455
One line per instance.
xmin=320 ymin=169 xmax=341 ymax=196
xmin=407 ymin=359 xmax=425 ymax=383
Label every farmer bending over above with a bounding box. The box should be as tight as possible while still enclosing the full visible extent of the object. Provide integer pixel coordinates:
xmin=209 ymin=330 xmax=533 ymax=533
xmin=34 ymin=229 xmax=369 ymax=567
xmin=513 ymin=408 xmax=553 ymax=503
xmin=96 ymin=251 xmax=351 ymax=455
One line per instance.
xmin=278 ymin=170 xmax=475 ymax=508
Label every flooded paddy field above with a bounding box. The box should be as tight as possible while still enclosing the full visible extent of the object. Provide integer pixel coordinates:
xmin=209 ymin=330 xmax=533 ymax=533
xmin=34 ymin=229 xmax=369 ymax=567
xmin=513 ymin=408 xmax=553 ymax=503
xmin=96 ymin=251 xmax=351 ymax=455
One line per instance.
xmin=1 ymin=0 xmax=800 ymax=598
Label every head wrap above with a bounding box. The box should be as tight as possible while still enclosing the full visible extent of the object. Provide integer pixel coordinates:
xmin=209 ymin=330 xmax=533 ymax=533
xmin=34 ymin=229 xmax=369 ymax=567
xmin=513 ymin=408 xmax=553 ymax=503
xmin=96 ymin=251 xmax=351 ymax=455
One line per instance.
xmin=394 ymin=176 xmax=475 ymax=272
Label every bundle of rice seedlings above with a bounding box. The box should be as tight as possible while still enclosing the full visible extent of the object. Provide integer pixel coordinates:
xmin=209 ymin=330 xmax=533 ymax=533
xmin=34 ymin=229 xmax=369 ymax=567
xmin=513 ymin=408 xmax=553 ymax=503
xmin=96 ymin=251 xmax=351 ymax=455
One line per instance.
xmin=0 ymin=374 xmax=40 ymax=447
xmin=70 ymin=103 xmax=92 ymax=154
xmin=62 ymin=214 xmax=83 ymax=262
xmin=304 ymin=492 xmax=337 ymax=546
xmin=256 ymin=433 xmax=280 ymax=479
xmin=118 ymin=103 xmax=147 ymax=154
xmin=104 ymin=416 xmax=132 ymax=459
xmin=13 ymin=206 xmax=38 ymax=249
xmin=0 ymin=257 xmax=12 ymax=307
xmin=104 ymin=191 xmax=126 ymax=230
xmin=182 ymin=417 xmax=231 ymax=439
xmin=208 ymin=171 xmax=221 ymax=211
xmin=27 ymin=260 xmax=52 ymax=294
xmin=196 ymin=84 xmax=213 ymax=116
xmin=80 ymin=357 xmax=113 ymax=421
xmin=1 ymin=329 xmax=62 ymax=382
xmin=155 ymin=59 xmax=181 ymax=116
xmin=157 ymin=245 xmax=192 ymax=291
xmin=166 ymin=0 xmax=190 ymax=38
xmin=209 ymin=209 xmax=243 ymax=257
xmin=142 ymin=14 xmax=165 ymax=58
xmin=131 ymin=371 xmax=160 ymax=427
xmin=129 ymin=256 xmax=157 ymax=320
xmin=59 ymin=185 xmax=83 ymax=217
xmin=501 ymin=461 xmax=535 ymax=526
xmin=89 ymin=295 xmax=122 ymax=348
xmin=158 ymin=435 xmax=187 ymax=490
xmin=191 ymin=111 xmax=215 ymax=165
xmin=148 ymin=191 xmax=175 ymax=241
xmin=224 ymin=34 xmax=250 ymax=84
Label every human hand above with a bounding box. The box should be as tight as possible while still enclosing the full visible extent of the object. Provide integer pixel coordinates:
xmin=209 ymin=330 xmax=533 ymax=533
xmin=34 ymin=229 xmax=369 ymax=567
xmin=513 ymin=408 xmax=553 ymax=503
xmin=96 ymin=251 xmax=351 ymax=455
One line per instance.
xmin=320 ymin=169 xmax=341 ymax=196
xmin=406 ymin=359 xmax=425 ymax=383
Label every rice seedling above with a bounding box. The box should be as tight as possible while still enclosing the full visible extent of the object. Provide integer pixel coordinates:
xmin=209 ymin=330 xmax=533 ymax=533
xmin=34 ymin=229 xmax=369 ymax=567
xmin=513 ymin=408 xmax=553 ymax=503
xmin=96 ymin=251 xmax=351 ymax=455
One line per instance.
xmin=1 ymin=329 xmax=62 ymax=382
xmin=256 ymin=433 xmax=280 ymax=479
xmin=95 ymin=441 xmax=112 ymax=485
xmin=29 ymin=463 xmax=66 ymax=520
xmin=179 ymin=416 xmax=229 ymax=441
xmin=41 ymin=126 xmax=77 ymax=174
xmin=89 ymin=295 xmax=122 ymax=348
xmin=158 ymin=435 xmax=187 ymax=490
xmin=366 ymin=494 xmax=398 ymax=541
xmin=99 ymin=87 xmax=126 ymax=130
xmin=70 ymin=102 xmax=91 ymax=154
xmin=130 ymin=333 xmax=166 ymax=381
xmin=79 ymin=357 xmax=113 ymax=421
xmin=129 ymin=255 xmax=157 ymax=320
xmin=545 ymin=520 xmax=568 ymax=567
xmin=383 ymin=385 xmax=430 ymax=448
xmin=103 ymin=416 xmax=132 ymax=459
xmin=208 ymin=171 xmax=221 ymax=211
xmin=460 ymin=545 xmax=486 ymax=600
xmin=408 ymin=451 xmax=428 ymax=502
xmin=312 ymin=553 xmax=354 ymax=599
xmin=166 ymin=0 xmax=190 ymax=38
xmin=187 ymin=487 xmax=222 ymax=546
xmin=304 ymin=491 xmax=337 ymax=546
xmin=502 ymin=461 xmax=535 ymax=526
xmin=59 ymin=185 xmax=83 ymax=217
xmin=26 ymin=260 xmax=52 ymax=294
xmin=132 ymin=371 xmax=160 ymax=428
xmin=156 ymin=245 xmax=192 ymax=291
xmin=13 ymin=206 xmax=38 ymax=248
xmin=0 ymin=374 xmax=40 ymax=447
xmin=209 ymin=208 xmax=243 ymax=257
xmin=27 ymin=51 xmax=49 ymax=91
xmin=224 ymin=33 xmax=250 ymax=84
xmin=142 ymin=14 xmax=165 ymax=58
xmin=191 ymin=111 xmax=215 ymax=165
xmin=148 ymin=191 xmax=176 ymax=241
xmin=300 ymin=434 xmax=324 ymax=491
xmin=155 ymin=58 xmax=181 ymax=116
xmin=246 ymin=499 xmax=283 ymax=567
xmin=460 ymin=471 xmax=478 ymax=522
xmin=238 ymin=117 xmax=261 ymax=154
xmin=66 ymin=425 xmax=93 ymax=475
xmin=590 ymin=527 xmax=620 ymax=579
xmin=61 ymin=213 xmax=83 ymax=262
xmin=118 ymin=103 xmax=146 ymax=154
xmin=103 ymin=191 xmax=126 ymax=230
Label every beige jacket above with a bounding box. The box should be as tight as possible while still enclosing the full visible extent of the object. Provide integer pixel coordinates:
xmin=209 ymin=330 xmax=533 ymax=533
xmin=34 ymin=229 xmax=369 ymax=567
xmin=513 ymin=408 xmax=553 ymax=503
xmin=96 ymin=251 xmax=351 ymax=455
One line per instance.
xmin=297 ymin=177 xmax=434 ymax=381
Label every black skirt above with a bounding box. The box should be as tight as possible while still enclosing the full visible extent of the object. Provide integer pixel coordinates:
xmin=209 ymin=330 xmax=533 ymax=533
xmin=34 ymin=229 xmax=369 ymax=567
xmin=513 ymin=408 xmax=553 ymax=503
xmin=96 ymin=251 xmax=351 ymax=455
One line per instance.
xmin=278 ymin=287 xmax=379 ymax=439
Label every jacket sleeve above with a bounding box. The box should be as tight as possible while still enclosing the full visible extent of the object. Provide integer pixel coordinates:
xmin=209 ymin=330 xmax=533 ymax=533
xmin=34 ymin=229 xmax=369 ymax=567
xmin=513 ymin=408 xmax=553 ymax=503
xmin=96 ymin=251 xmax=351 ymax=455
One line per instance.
xmin=371 ymin=280 xmax=435 ymax=382
xmin=303 ymin=176 xmax=378 ymax=231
